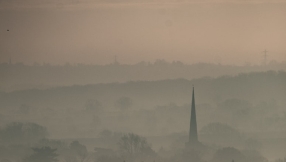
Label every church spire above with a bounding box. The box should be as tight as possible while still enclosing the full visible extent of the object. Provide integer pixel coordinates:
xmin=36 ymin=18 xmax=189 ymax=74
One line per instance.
xmin=189 ymin=86 xmax=198 ymax=143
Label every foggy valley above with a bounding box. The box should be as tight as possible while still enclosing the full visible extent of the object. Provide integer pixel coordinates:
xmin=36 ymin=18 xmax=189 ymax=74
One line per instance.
xmin=0 ymin=69 xmax=286 ymax=162
xmin=1 ymin=61 xmax=286 ymax=91
xmin=1 ymin=0 xmax=286 ymax=162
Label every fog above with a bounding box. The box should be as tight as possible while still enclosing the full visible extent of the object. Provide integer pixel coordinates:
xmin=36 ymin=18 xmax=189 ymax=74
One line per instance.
xmin=1 ymin=70 xmax=286 ymax=161
xmin=1 ymin=1 xmax=286 ymax=162
xmin=1 ymin=0 xmax=286 ymax=65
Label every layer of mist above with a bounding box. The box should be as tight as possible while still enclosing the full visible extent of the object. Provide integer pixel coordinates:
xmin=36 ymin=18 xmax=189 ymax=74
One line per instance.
xmin=1 ymin=61 xmax=285 ymax=91
xmin=0 ymin=70 xmax=286 ymax=161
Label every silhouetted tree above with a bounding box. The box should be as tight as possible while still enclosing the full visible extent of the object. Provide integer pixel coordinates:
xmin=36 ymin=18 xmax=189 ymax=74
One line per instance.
xmin=23 ymin=147 xmax=58 ymax=162
xmin=69 ymin=141 xmax=88 ymax=162
xmin=0 ymin=122 xmax=48 ymax=145
xmin=118 ymin=133 xmax=156 ymax=159
xmin=212 ymin=147 xmax=245 ymax=162
xmin=36 ymin=138 xmax=67 ymax=150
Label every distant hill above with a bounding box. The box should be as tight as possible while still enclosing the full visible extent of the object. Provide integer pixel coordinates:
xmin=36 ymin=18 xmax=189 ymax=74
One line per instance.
xmin=0 ymin=70 xmax=285 ymax=138
xmin=1 ymin=61 xmax=286 ymax=91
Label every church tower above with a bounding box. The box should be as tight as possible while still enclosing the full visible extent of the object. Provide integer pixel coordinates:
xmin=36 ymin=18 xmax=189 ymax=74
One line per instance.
xmin=188 ymin=86 xmax=198 ymax=144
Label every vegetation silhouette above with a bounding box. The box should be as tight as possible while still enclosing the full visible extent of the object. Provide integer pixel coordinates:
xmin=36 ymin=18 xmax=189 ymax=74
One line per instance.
xmin=118 ymin=133 xmax=156 ymax=161
xmin=23 ymin=147 xmax=58 ymax=162
xmin=69 ymin=140 xmax=88 ymax=162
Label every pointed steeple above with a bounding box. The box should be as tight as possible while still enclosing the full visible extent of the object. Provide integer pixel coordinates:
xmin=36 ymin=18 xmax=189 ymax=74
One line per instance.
xmin=189 ymin=86 xmax=198 ymax=143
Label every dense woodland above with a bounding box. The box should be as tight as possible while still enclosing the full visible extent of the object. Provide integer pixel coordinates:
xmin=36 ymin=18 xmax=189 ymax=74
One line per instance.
xmin=1 ymin=70 xmax=286 ymax=136
xmin=1 ymin=1 xmax=286 ymax=161
xmin=0 ymin=70 xmax=286 ymax=161
xmin=1 ymin=60 xmax=286 ymax=91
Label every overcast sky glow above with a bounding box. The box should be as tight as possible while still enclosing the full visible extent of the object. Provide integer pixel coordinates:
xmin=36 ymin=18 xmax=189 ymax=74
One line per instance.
xmin=1 ymin=0 xmax=286 ymax=65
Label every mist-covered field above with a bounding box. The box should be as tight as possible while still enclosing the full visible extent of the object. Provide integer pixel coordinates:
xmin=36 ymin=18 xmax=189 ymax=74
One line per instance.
xmin=1 ymin=0 xmax=286 ymax=161
xmin=0 ymin=69 xmax=286 ymax=162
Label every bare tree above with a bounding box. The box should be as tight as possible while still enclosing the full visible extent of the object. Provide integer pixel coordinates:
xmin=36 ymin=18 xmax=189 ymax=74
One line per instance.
xmin=118 ymin=133 xmax=155 ymax=158
xmin=70 ymin=141 xmax=88 ymax=162
xmin=0 ymin=122 xmax=48 ymax=145
xmin=23 ymin=147 xmax=58 ymax=162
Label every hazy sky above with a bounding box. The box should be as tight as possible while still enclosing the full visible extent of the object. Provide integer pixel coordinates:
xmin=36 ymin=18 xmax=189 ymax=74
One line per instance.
xmin=1 ymin=0 xmax=286 ymax=65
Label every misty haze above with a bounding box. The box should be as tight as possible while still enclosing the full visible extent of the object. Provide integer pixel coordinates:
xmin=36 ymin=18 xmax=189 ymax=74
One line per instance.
xmin=1 ymin=1 xmax=286 ymax=162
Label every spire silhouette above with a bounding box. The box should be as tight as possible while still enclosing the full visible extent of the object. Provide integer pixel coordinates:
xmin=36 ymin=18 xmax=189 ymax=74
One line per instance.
xmin=189 ymin=86 xmax=198 ymax=143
